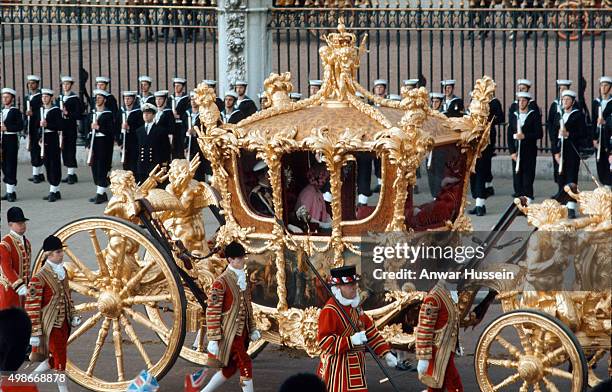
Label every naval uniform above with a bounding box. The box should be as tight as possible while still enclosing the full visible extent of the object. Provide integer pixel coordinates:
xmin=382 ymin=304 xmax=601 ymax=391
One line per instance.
xmin=2 ymin=106 xmax=24 ymax=189
xmin=154 ymin=106 xmax=175 ymax=159
xmin=186 ymin=109 xmax=211 ymax=181
xmin=592 ymin=96 xmax=612 ymax=186
xmin=170 ymin=94 xmax=190 ymax=159
xmin=40 ymin=106 xmax=66 ymax=187
xmin=442 ymin=95 xmax=464 ymax=118
xmin=57 ymin=92 xmax=82 ymax=170
xmin=121 ymin=106 xmax=144 ymax=174
xmin=139 ymin=93 xmax=155 ymax=108
xmin=135 ymin=121 xmax=171 ymax=183
xmin=220 ymin=108 xmax=245 ymax=124
xmin=24 ymin=91 xmax=43 ymax=168
xmin=236 ymin=96 xmax=257 ymax=118
xmin=547 ymin=98 xmax=578 ymax=183
xmin=554 ymin=109 xmax=587 ymax=203
xmin=89 ymin=110 xmax=114 ymax=188
xmin=470 ymin=97 xmax=504 ymax=200
xmin=508 ymin=107 xmax=543 ymax=199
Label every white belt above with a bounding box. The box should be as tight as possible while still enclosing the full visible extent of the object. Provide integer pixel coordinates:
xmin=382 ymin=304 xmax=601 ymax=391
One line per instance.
xmin=43 ymin=130 xmax=57 ymax=133
xmin=3 ymin=132 xmax=18 ymax=135
xmin=94 ymin=133 xmax=106 ymax=137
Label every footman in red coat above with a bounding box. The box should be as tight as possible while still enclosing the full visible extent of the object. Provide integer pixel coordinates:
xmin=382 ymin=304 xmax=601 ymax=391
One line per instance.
xmin=0 ymin=207 xmax=31 ymax=310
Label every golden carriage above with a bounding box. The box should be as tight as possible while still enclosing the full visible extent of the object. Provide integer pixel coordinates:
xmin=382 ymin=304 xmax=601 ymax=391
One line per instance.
xmin=31 ymin=22 xmax=610 ymax=392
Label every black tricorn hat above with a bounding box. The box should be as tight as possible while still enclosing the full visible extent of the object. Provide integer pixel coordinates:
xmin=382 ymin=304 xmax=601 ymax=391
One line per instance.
xmin=7 ymin=207 xmax=29 ymax=223
xmin=329 ymin=265 xmax=360 ymax=286
xmin=224 ymin=241 xmax=246 ymax=259
xmin=42 ymin=235 xmax=64 ymax=252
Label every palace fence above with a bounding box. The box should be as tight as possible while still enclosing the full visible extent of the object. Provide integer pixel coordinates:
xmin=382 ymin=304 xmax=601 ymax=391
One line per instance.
xmin=2 ymin=1 xmax=611 ymax=152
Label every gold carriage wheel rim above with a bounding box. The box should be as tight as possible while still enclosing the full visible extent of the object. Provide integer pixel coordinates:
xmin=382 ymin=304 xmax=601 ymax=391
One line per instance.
xmin=33 ymin=217 xmax=185 ymax=392
xmin=474 ymin=310 xmax=585 ymax=392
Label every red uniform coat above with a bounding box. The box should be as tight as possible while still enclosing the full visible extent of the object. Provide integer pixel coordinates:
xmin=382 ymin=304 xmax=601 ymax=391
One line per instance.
xmin=415 ymin=283 xmax=463 ymax=392
xmin=24 ymin=263 xmax=75 ymax=370
xmin=0 ymin=232 xmax=31 ymax=309
xmin=317 ymin=298 xmax=391 ymax=392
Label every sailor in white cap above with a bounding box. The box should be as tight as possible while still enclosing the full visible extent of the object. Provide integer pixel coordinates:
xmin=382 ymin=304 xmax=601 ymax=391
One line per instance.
xmin=94 ymin=76 xmax=119 ymax=125
xmin=24 ymin=75 xmax=45 ymax=183
xmin=203 ymin=79 xmax=224 ymax=111
xmin=120 ymin=91 xmax=144 ymax=173
xmin=233 ymin=80 xmax=257 ymax=117
xmin=403 ymin=79 xmax=419 ymax=90
xmin=309 ymin=79 xmax=322 ymax=97
xmin=58 ymin=76 xmax=82 ymax=185
xmin=505 ymin=91 xmax=542 ymax=209
xmin=257 ymin=92 xmax=268 ymax=110
xmin=429 ymin=92 xmax=444 ymax=112
xmin=39 ymin=89 xmax=65 ymax=202
xmin=592 ymin=76 xmax=612 ymax=187
xmin=221 ymin=91 xmax=245 ymax=124
xmin=152 ymin=90 xmax=176 ymax=155
xmin=440 ymin=80 xmax=464 ymax=117
xmin=88 ymin=89 xmax=114 ymax=204
xmin=135 ymin=103 xmax=171 ymax=183
xmin=552 ymin=89 xmax=587 ymax=218
xmin=170 ymin=77 xmax=189 ymax=159
xmin=1 ymin=88 xmax=24 ymax=202
xmin=138 ymin=75 xmax=155 ymax=106
xmin=289 ymin=92 xmax=302 ymax=102
xmin=249 ymin=160 xmax=274 ymax=217
xmin=547 ymin=79 xmax=577 ymax=187
xmin=185 ymin=92 xmax=211 ymax=182
xmin=508 ymin=78 xmax=540 ymax=132
xmin=372 ymin=79 xmax=387 ymax=99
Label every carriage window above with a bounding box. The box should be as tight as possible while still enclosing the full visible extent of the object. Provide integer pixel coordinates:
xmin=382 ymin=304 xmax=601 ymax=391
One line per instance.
xmin=238 ymin=150 xmax=275 ymax=218
xmin=406 ymin=144 xmax=466 ymax=231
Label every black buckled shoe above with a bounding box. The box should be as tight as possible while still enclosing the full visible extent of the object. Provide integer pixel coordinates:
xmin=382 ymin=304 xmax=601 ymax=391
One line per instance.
xmin=44 ymin=192 xmax=59 ymax=202
xmin=476 ymin=205 xmax=487 ymax=216
xmin=93 ymin=192 xmax=108 ymax=204
xmin=63 ymin=174 xmax=78 ymax=184
xmin=1 ymin=192 xmax=17 ymax=202
xmin=468 ymin=206 xmax=478 ymax=215
xmin=37 ymin=174 xmax=46 ymax=183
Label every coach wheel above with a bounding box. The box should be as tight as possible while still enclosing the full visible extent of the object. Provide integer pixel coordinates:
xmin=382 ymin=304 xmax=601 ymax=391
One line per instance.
xmin=475 ymin=309 xmax=587 ymax=392
xmin=33 ymin=217 xmax=186 ymax=392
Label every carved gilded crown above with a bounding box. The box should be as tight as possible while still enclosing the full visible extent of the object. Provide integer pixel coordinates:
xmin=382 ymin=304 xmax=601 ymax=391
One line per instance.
xmin=323 ymin=19 xmax=357 ymax=49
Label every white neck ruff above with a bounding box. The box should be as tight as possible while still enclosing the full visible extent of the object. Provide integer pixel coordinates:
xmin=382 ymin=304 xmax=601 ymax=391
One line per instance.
xmin=331 ymin=286 xmax=360 ymax=308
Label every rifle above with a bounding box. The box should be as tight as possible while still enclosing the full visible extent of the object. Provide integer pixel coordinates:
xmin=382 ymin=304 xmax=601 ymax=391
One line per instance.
xmin=40 ymin=107 xmax=46 ymax=159
xmin=87 ymin=111 xmax=97 ymax=165
xmin=186 ymin=113 xmax=193 ymax=161
xmin=514 ymin=112 xmax=523 ymax=174
xmin=596 ymin=106 xmax=603 ymax=161
xmin=558 ymin=116 xmax=565 ymax=175
xmin=121 ymin=111 xmax=127 ymax=164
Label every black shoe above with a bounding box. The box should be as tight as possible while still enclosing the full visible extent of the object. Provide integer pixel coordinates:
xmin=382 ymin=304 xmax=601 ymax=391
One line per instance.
xmin=550 ymin=191 xmax=562 ymax=200
xmin=476 ymin=206 xmax=486 ymax=216
xmin=372 ymin=184 xmax=381 ymax=193
xmin=61 ymin=176 xmax=69 ymax=183
xmin=1 ymin=192 xmax=16 ymax=202
xmin=55 ymin=191 xmax=61 ymax=200
xmin=66 ymin=174 xmax=77 ymax=184
xmin=567 ymin=209 xmax=576 ymax=219
xmin=32 ymin=175 xmax=42 ymax=184
xmin=468 ymin=207 xmax=478 ymax=215
xmin=38 ymin=174 xmax=45 ymax=182
xmin=484 ymin=186 xmax=495 ymax=198
xmin=44 ymin=192 xmax=59 ymax=202
xmin=28 ymin=176 xmax=35 ymax=182
xmin=94 ymin=193 xmax=108 ymax=204
xmin=89 ymin=195 xmax=97 ymax=203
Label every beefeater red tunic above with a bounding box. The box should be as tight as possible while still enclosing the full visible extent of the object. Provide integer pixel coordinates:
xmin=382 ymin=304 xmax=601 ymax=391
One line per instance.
xmin=415 ymin=283 xmax=463 ymax=392
xmin=24 ymin=263 xmax=75 ymax=371
xmin=0 ymin=232 xmax=31 ymax=309
xmin=317 ymin=297 xmax=391 ymax=392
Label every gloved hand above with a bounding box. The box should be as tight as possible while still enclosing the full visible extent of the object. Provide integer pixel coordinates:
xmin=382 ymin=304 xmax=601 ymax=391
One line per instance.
xmin=71 ymin=316 xmax=82 ymax=327
xmin=350 ymin=331 xmax=367 ymax=346
xmin=16 ymin=285 xmax=27 ymax=296
xmin=384 ymin=353 xmax=398 ymax=368
xmin=207 ymin=341 xmax=219 ymax=356
xmin=250 ymin=330 xmax=261 ymax=342
xmin=455 ymin=344 xmax=465 ymax=357
xmin=30 ymin=336 xmax=40 ymax=347
xmin=417 ymin=359 xmax=429 ymax=375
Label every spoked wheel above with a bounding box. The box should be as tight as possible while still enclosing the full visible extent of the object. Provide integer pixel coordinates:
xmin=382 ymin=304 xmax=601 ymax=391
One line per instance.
xmin=475 ymin=309 xmax=587 ymax=392
xmin=33 ymin=217 xmax=186 ymax=392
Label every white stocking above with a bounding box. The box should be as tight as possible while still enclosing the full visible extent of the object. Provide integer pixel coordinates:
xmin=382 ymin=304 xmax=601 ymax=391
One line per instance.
xmin=201 ymin=370 xmax=227 ymax=392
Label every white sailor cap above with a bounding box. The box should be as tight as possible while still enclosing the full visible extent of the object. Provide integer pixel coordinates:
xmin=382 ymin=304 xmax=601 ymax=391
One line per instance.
xmin=95 ymin=76 xmax=111 ymax=84
xmin=289 ymin=92 xmax=302 ymax=100
xmin=556 ymin=79 xmax=572 ymax=86
xmin=387 ymin=94 xmax=402 ymax=101
xmin=122 ymin=91 xmax=138 ymax=96
xmin=189 ymin=90 xmax=196 ymax=98
xmin=173 ymin=77 xmax=187 ymax=85
xmin=516 ymin=91 xmax=532 ymax=100
xmin=403 ymin=79 xmax=419 ymax=86
xmin=234 ymin=80 xmax=248 ymax=86
xmin=26 ymin=75 xmax=40 ymax=82
xmin=441 ymin=79 xmax=456 ymax=86
xmin=430 ymin=92 xmax=444 ymax=99
xmin=225 ymin=90 xmax=239 ymax=99
xmin=141 ymin=103 xmax=157 ymax=113
xmin=154 ymin=90 xmax=169 ymax=97
xmin=93 ymin=89 xmax=109 ymax=97
xmin=41 ymin=88 xmax=54 ymax=96
xmin=516 ymin=79 xmax=532 ymax=87
xmin=203 ymin=79 xmax=217 ymax=86
xmin=60 ymin=76 xmax=74 ymax=83
xmin=257 ymin=92 xmax=265 ymax=99
xmin=561 ymin=90 xmax=577 ymax=99
xmin=1 ymin=88 xmax=17 ymax=96
xmin=373 ymin=79 xmax=387 ymax=86
xmin=253 ymin=160 xmax=268 ymax=172
xmin=309 ymin=79 xmax=322 ymax=86
xmin=138 ymin=75 xmax=153 ymax=83
xmin=599 ymin=76 xmax=612 ymax=84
